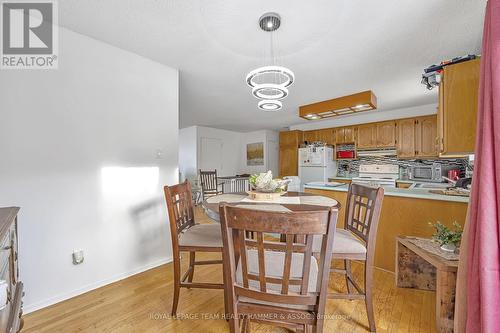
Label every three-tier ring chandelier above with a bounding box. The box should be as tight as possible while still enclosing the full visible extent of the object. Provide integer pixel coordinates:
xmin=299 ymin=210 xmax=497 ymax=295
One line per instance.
xmin=246 ymin=13 xmax=294 ymax=111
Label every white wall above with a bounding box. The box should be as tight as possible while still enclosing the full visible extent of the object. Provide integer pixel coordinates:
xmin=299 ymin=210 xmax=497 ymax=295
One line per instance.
xmin=240 ymin=130 xmax=279 ymax=176
xmin=179 ymin=126 xmax=197 ymax=181
xmin=0 ymin=27 xmax=179 ymax=313
xmin=290 ymin=104 xmax=437 ymax=131
xmin=178 ymin=127 xmax=280 ymax=178
xmin=196 ymin=126 xmax=241 ymax=176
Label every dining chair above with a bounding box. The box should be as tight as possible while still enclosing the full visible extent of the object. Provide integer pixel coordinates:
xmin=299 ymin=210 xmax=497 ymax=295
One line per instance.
xmin=223 ymin=178 xmax=251 ymax=193
xmin=314 ymin=183 xmax=384 ymax=332
xmin=220 ymin=204 xmax=339 ymax=333
xmin=164 ymin=180 xmax=224 ymax=316
xmin=199 ymin=169 xmax=223 ymax=200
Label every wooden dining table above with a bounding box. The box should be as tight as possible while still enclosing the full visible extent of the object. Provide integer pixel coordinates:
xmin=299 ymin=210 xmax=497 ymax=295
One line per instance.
xmin=202 ymin=191 xmax=341 ymax=222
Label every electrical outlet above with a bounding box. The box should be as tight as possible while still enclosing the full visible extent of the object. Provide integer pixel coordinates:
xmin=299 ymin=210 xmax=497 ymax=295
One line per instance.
xmin=72 ymin=250 xmax=84 ymax=265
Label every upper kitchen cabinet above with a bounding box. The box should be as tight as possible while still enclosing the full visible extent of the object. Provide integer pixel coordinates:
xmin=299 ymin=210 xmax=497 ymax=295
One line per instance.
xmin=396 ymin=118 xmax=416 ymax=158
xmin=316 ymin=128 xmax=334 ymax=145
xmin=303 ymin=130 xmax=318 ymax=143
xmin=438 ymin=58 xmax=480 ymax=155
xmin=376 ymin=121 xmax=396 ymax=148
xmin=357 ymin=124 xmax=377 ymax=149
xmin=416 ymin=115 xmax=438 ymax=157
xmin=279 ymin=130 xmax=303 ymax=177
xmin=396 ymin=116 xmax=438 ymax=158
xmin=335 ymin=126 xmax=357 ymax=144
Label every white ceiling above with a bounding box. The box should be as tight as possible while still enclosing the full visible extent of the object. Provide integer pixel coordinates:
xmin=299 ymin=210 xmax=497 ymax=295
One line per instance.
xmin=59 ymin=0 xmax=486 ymax=132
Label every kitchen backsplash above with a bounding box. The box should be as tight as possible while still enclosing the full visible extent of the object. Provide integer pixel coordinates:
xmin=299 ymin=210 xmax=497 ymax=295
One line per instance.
xmin=336 ymin=155 xmax=472 ymax=178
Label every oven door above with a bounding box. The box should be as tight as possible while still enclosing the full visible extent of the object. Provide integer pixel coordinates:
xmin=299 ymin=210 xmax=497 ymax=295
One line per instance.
xmin=411 ymin=166 xmax=433 ymax=181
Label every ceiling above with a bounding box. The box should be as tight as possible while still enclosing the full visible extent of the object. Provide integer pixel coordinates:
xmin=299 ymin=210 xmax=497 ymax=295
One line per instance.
xmin=59 ymin=0 xmax=486 ymax=132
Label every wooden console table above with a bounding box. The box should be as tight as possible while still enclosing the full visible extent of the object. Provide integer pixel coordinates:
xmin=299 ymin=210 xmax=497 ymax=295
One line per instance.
xmin=396 ymin=236 xmax=458 ymax=333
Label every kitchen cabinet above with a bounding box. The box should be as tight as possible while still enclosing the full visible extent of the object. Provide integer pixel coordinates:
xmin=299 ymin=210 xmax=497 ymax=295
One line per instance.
xmin=376 ymin=121 xmax=396 ymax=147
xmin=303 ymin=130 xmax=318 ymax=143
xmin=335 ymin=126 xmax=357 ymax=144
xmin=416 ymin=116 xmax=438 ymax=157
xmin=357 ymin=124 xmax=377 ymax=149
xmin=279 ymin=130 xmax=303 ymax=177
xmin=397 ymin=116 xmax=438 ymax=158
xmin=438 ymin=58 xmax=480 ymax=155
xmin=316 ymin=128 xmax=334 ymax=145
xmin=396 ymin=118 xmax=416 ymax=158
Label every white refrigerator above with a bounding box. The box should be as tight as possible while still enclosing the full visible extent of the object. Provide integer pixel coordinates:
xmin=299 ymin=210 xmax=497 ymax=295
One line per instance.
xmin=298 ymin=147 xmax=336 ymax=190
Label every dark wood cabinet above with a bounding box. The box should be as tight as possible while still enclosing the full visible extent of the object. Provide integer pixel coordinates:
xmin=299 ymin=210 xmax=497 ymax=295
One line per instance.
xmin=0 ymin=207 xmax=23 ymax=333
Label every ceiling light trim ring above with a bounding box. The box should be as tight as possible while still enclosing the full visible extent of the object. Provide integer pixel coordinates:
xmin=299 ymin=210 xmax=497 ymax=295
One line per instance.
xmin=246 ymin=65 xmax=295 ymax=88
xmin=252 ymin=84 xmax=288 ymax=100
xmin=258 ymin=100 xmax=282 ymax=111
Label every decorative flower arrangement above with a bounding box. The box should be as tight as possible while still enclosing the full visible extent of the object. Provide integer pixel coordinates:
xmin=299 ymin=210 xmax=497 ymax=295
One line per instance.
xmin=429 ymin=221 xmax=463 ymax=252
xmin=248 ymin=171 xmax=290 ymax=193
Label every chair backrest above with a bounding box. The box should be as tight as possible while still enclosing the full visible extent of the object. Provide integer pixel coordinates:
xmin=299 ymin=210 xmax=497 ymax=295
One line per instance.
xmin=220 ymin=204 xmax=338 ymax=313
xmin=164 ymin=181 xmax=196 ymax=246
xmin=199 ymin=170 xmax=219 ymax=193
xmin=223 ymin=178 xmax=250 ymax=193
xmin=344 ymin=183 xmax=384 ymax=250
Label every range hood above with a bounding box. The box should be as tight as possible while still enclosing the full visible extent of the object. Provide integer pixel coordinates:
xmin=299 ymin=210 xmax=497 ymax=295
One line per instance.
xmin=356 ymin=148 xmax=397 ymax=157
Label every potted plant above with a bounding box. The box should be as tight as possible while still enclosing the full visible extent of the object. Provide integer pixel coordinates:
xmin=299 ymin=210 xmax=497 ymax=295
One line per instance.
xmin=429 ymin=221 xmax=463 ymax=252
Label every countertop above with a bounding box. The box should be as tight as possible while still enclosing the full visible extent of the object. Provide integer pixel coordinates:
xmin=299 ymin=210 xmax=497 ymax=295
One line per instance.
xmin=304 ymin=183 xmax=469 ymax=203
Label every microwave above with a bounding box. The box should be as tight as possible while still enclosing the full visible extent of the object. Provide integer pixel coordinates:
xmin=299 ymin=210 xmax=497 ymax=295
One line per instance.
xmin=410 ymin=163 xmax=458 ymax=182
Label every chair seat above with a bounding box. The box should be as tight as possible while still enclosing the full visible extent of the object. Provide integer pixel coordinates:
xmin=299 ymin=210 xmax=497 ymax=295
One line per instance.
xmin=179 ymin=224 xmax=222 ymax=248
xmin=236 ymin=249 xmax=318 ymax=310
xmin=313 ymin=228 xmax=367 ymax=256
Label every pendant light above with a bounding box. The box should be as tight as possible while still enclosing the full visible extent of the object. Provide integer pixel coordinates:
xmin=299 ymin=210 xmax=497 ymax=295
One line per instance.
xmin=246 ymin=13 xmax=294 ymax=111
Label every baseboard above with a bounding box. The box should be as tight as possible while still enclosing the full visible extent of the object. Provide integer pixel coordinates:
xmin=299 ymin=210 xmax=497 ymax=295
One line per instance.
xmin=23 ymin=256 xmax=173 ymax=314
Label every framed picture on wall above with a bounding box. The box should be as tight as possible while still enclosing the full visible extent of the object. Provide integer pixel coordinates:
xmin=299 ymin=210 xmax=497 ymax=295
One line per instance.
xmin=247 ymin=142 xmax=264 ymax=166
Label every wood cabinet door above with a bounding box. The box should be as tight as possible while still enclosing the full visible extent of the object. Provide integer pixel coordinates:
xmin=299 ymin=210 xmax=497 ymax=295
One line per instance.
xmin=303 ymin=130 xmax=318 ymax=143
xmin=376 ymin=121 xmax=396 ymax=147
xmin=416 ymin=116 xmax=438 ymax=157
xmin=335 ymin=128 xmax=345 ymax=144
xmin=317 ymin=128 xmax=333 ymax=145
xmin=441 ymin=58 xmax=479 ymax=155
xmin=279 ymin=146 xmax=298 ymax=177
xmin=357 ymin=124 xmax=376 ymax=149
xmin=397 ymin=118 xmax=416 ymax=158
xmin=343 ymin=127 xmax=356 ymax=143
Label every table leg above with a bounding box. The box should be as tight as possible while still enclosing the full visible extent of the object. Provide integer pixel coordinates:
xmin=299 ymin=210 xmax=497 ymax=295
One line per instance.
xmin=436 ymin=269 xmax=457 ymax=333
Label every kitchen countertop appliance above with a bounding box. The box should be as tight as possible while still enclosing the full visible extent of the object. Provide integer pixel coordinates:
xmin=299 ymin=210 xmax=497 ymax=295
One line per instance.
xmin=410 ymin=162 xmax=461 ymax=182
xmin=352 ymin=164 xmax=399 ymax=188
xmin=298 ymin=146 xmax=336 ymax=190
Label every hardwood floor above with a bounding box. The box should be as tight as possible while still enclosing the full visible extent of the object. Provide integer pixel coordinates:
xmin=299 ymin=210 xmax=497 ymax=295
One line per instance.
xmin=23 ymin=208 xmax=437 ymax=333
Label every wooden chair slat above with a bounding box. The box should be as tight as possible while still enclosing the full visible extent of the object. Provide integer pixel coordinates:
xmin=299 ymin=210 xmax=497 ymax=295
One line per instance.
xmin=281 ymin=234 xmax=294 ymax=294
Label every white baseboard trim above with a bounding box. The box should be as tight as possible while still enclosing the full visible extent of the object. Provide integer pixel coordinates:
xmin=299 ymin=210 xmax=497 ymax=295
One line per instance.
xmin=23 ymin=256 xmax=173 ymax=314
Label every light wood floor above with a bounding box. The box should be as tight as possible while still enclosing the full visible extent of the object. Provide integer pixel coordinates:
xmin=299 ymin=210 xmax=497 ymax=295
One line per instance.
xmin=23 ymin=208 xmax=437 ymax=333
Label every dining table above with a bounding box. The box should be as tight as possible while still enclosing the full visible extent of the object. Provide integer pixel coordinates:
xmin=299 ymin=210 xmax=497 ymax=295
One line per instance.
xmin=202 ymin=191 xmax=341 ymax=222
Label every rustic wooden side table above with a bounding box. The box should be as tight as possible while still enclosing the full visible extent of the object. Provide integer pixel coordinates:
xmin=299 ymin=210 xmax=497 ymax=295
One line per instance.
xmin=396 ymin=236 xmax=459 ymax=333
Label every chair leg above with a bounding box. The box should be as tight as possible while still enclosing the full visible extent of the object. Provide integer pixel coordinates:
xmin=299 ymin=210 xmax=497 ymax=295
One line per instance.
xmin=171 ymin=255 xmax=181 ymax=316
xmin=344 ymin=259 xmax=355 ymax=295
xmin=187 ymin=251 xmax=196 ymax=286
xmin=364 ymin=262 xmax=376 ymax=332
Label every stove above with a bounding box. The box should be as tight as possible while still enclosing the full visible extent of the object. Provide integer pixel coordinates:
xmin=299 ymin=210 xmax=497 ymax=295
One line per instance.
xmin=352 ymin=164 xmax=399 ymax=188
